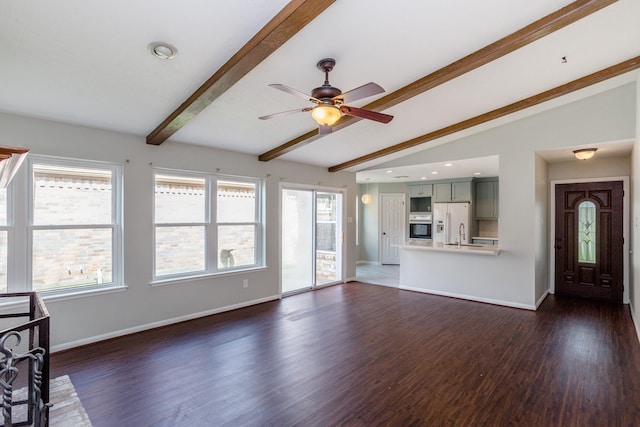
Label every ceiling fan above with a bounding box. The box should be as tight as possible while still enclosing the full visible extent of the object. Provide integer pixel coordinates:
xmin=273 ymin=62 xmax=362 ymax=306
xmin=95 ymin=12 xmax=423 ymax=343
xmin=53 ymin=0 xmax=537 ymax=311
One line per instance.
xmin=259 ymin=58 xmax=393 ymax=134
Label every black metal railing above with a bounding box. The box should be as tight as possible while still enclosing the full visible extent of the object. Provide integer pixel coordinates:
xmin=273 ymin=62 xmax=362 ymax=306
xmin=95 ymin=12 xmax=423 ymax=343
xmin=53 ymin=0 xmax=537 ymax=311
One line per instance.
xmin=0 ymin=293 xmax=50 ymax=427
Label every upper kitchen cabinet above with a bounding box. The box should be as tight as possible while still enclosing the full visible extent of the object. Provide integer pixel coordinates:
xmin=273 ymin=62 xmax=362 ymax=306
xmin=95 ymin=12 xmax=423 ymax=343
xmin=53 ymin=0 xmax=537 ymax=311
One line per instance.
xmin=409 ymin=184 xmax=433 ymax=197
xmin=474 ymin=178 xmax=499 ymax=219
xmin=433 ymin=180 xmax=472 ymax=203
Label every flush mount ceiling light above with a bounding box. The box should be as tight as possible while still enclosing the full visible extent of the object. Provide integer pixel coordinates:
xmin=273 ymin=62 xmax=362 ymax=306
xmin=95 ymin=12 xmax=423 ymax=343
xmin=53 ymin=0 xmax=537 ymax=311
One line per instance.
xmin=148 ymin=42 xmax=178 ymax=60
xmin=573 ymin=148 xmax=597 ymax=160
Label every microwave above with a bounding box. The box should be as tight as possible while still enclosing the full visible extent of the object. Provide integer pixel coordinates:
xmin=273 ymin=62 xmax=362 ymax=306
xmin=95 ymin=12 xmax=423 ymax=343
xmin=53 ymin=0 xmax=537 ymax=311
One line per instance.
xmin=409 ymin=196 xmax=431 ymax=213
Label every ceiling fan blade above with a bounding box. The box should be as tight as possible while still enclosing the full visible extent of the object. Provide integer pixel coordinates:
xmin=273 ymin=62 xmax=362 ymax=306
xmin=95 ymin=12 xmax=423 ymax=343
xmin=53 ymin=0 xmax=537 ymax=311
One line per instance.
xmin=333 ymin=82 xmax=384 ymax=104
xmin=259 ymin=107 xmax=312 ymax=120
xmin=339 ymin=105 xmax=393 ymax=124
xmin=268 ymin=84 xmax=321 ymax=103
xmin=318 ymin=125 xmax=332 ymax=135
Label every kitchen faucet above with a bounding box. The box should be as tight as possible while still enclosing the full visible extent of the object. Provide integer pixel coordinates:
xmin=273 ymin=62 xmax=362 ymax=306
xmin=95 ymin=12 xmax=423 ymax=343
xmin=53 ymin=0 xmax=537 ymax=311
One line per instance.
xmin=458 ymin=222 xmax=465 ymax=248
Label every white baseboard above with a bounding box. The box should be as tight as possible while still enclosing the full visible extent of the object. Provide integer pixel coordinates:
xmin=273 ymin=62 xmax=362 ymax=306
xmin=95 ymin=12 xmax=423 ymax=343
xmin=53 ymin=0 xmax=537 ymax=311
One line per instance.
xmin=399 ymin=285 xmax=536 ymax=311
xmin=535 ymin=290 xmax=550 ymax=309
xmin=51 ymin=294 xmax=281 ymax=353
xmin=344 ymin=276 xmax=357 ymax=282
xmin=630 ymin=302 xmax=640 ymax=345
xmin=359 ymin=281 xmax=399 ymax=289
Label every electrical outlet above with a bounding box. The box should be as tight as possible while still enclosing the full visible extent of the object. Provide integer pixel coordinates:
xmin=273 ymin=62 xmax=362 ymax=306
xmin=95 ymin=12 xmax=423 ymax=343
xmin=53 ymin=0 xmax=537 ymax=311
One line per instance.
xmin=243 ymin=279 xmax=249 ymax=288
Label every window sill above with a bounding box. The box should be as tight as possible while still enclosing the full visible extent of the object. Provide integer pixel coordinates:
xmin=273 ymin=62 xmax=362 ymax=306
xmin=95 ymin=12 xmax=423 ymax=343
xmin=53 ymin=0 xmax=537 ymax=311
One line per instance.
xmin=40 ymin=285 xmax=128 ymax=303
xmin=0 ymin=286 xmax=127 ymax=314
xmin=150 ymin=266 xmax=268 ymax=288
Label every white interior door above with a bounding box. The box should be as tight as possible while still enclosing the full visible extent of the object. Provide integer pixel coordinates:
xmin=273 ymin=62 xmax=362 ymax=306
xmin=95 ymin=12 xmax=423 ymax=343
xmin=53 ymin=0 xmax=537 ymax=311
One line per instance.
xmin=380 ymin=193 xmax=405 ymax=264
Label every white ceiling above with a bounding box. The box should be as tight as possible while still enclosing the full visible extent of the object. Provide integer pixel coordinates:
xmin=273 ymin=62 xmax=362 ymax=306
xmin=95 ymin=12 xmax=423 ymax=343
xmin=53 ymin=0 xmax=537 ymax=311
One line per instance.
xmin=358 ymin=156 xmax=500 ymax=184
xmin=1 ymin=1 xmax=638 ymax=180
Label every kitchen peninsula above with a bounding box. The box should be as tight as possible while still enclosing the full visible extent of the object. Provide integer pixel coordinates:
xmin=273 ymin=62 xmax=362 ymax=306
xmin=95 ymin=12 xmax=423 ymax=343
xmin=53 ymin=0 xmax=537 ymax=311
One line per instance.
xmin=399 ymin=240 xmax=500 ymax=256
xmin=394 ymin=240 xmax=521 ymax=309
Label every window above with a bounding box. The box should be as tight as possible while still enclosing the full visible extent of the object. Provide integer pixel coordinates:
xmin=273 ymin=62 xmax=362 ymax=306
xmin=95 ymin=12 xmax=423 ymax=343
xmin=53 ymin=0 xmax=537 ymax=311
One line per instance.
xmin=578 ymin=200 xmax=596 ymax=264
xmin=28 ymin=158 xmax=123 ymax=294
xmin=0 ymin=187 xmax=8 ymax=293
xmin=154 ymin=174 xmax=207 ymax=277
xmin=153 ymin=171 xmax=263 ymax=281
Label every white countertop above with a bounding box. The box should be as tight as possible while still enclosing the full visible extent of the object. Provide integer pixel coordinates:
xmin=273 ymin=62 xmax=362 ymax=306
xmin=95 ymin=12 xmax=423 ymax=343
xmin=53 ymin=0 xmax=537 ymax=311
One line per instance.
xmin=396 ymin=241 xmax=500 ymax=256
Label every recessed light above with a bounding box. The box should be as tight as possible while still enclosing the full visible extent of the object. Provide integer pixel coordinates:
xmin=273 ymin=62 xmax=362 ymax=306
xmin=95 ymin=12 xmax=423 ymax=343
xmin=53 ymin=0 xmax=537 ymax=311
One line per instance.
xmin=420 ymin=176 xmax=427 ymax=180
xmin=444 ymin=163 xmax=453 ymax=167
xmin=431 ymin=171 xmax=439 ymax=175
xmin=148 ymin=42 xmax=178 ymax=60
xmin=473 ymin=172 xmax=481 ymax=176
xmin=386 ymin=170 xmax=393 ymax=174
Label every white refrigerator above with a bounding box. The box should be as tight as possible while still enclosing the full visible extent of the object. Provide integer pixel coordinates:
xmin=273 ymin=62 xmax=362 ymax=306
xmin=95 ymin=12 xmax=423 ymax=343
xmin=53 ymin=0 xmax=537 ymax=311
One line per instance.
xmin=433 ymin=203 xmax=471 ymax=244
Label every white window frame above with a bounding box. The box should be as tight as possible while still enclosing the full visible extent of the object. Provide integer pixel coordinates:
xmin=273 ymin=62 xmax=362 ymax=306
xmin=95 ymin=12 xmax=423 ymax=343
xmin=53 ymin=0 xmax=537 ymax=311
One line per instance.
xmin=0 ymin=184 xmax=13 ymax=293
xmin=152 ymin=170 xmax=210 ymax=280
xmin=24 ymin=155 xmax=124 ymax=296
xmin=152 ymin=169 xmax=265 ymax=284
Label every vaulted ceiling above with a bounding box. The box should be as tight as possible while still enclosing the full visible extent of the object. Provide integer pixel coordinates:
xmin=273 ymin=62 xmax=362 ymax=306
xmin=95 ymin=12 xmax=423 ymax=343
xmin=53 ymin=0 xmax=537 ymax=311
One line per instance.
xmin=1 ymin=0 xmax=638 ymax=178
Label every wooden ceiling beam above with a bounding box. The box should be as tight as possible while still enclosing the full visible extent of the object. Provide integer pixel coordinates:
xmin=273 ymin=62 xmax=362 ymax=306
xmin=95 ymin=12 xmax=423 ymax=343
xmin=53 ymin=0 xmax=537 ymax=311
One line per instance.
xmin=328 ymin=56 xmax=640 ymax=172
xmin=146 ymin=0 xmax=335 ymax=146
xmin=258 ymin=0 xmax=617 ymax=161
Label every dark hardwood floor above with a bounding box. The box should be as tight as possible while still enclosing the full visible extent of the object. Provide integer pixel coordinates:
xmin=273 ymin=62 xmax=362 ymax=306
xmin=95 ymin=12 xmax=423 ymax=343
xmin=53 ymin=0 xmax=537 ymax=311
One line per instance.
xmin=51 ymin=283 xmax=640 ymax=426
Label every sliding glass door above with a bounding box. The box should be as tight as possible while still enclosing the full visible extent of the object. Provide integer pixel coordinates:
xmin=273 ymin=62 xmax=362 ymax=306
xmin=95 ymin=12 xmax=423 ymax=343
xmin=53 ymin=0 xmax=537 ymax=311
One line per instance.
xmin=282 ymin=189 xmax=314 ymax=294
xmin=281 ymin=187 xmax=343 ymax=295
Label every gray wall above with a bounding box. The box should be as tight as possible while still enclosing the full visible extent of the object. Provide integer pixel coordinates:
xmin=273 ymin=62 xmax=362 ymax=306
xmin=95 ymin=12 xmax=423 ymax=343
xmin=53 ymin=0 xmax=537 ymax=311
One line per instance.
xmin=548 ymin=155 xmax=631 ymax=180
xmin=535 ymin=154 xmax=549 ymax=305
xmin=359 ymin=183 xmax=380 ymax=263
xmin=633 ymin=77 xmax=640 ymax=341
xmin=358 ymin=182 xmax=410 ymax=263
xmin=0 ymin=112 xmax=357 ymax=349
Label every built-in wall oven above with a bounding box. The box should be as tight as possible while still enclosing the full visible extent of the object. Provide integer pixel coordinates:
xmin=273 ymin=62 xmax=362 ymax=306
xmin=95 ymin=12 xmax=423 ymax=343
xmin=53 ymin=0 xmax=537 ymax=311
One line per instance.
xmin=409 ymin=213 xmax=432 ymax=240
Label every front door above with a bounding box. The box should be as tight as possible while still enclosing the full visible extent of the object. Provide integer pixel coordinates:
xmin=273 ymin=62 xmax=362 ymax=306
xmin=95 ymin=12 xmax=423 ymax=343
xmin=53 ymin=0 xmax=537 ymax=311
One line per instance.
xmin=554 ymin=181 xmax=623 ymax=303
xmin=380 ymin=193 xmax=405 ymax=264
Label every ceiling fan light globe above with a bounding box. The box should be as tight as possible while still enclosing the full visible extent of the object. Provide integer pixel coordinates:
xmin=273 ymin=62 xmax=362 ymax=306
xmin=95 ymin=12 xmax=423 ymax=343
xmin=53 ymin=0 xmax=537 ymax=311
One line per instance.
xmin=311 ymin=105 xmax=341 ymax=126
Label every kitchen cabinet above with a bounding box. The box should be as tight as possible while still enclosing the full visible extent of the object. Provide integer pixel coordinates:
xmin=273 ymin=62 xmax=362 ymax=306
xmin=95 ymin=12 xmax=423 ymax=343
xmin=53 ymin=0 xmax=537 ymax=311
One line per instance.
xmin=409 ymin=184 xmax=432 ymax=197
xmin=452 ymin=181 xmax=472 ymax=202
xmin=433 ymin=183 xmax=451 ymax=202
xmin=475 ymin=179 xmax=499 ymax=219
xmin=433 ymin=181 xmax=472 ymax=203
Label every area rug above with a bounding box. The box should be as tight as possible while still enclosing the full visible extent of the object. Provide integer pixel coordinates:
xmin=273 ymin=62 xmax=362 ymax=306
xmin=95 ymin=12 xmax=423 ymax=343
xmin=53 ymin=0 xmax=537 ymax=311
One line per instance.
xmin=11 ymin=375 xmax=92 ymax=426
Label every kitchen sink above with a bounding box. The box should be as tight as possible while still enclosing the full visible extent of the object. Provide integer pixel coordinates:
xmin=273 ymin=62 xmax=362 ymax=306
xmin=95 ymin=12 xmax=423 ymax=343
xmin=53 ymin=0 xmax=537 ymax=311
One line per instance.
xmin=443 ymin=243 xmax=485 ymax=247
